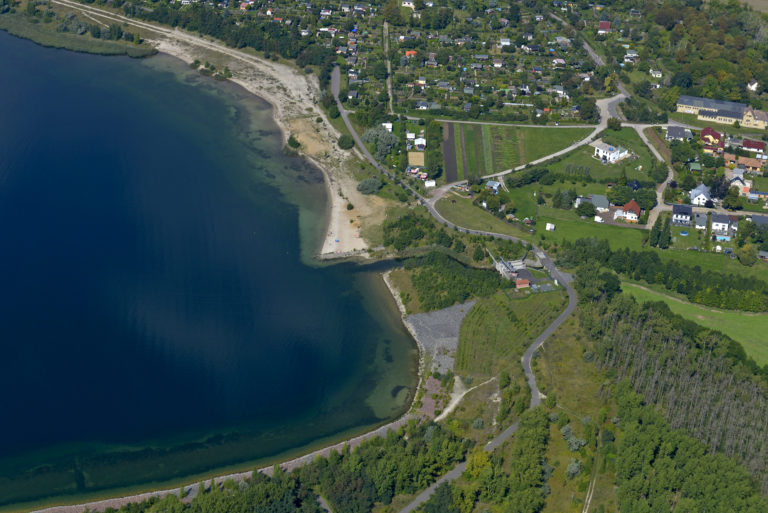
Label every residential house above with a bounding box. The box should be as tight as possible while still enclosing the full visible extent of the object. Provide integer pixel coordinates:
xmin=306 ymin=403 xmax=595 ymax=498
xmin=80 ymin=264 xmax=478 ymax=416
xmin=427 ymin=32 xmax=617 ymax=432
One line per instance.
xmin=493 ymin=59 xmax=504 ymax=68
xmin=416 ymin=100 xmax=429 ymax=110
xmin=624 ymin=49 xmax=639 ymax=63
xmin=500 ymin=37 xmax=511 ymax=47
xmin=750 ymin=215 xmax=768 ymax=227
xmin=724 ymin=152 xmax=737 ymax=165
xmin=743 ymin=139 xmax=765 ymax=153
xmin=738 ymin=156 xmax=763 ymax=172
xmin=711 ymin=213 xmax=731 ymax=234
xmin=672 ymin=204 xmax=692 ymax=225
xmin=470 ymin=63 xmax=483 ymax=70
xmin=347 ymin=90 xmax=358 ymax=99
xmin=689 ymin=183 xmax=712 ymax=206
xmin=759 ymin=250 xmax=768 ymax=261
xmin=700 ymin=127 xmax=724 ymax=154
xmin=650 ymin=69 xmax=662 ymax=79
xmin=401 ymin=0 xmax=414 ymax=7
xmin=688 ymin=162 xmax=702 ymax=172
xmin=552 ymin=58 xmax=566 ymax=67
xmin=621 ymin=199 xmax=641 ymax=222
xmin=666 ymin=126 xmax=692 ymax=142
xmin=597 ymin=21 xmax=611 ymax=34
xmin=463 ymin=102 xmax=472 ymax=112
xmin=486 ymin=180 xmax=501 ymax=193
xmin=592 ymin=140 xmax=629 ymax=163
xmin=414 ymin=137 xmax=427 ymax=150
xmin=575 ymin=194 xmax=610 ymax=212
xmin=694 ymin=213 xmax=708 ymax=230
xmin=748 ymin=80 xmax=759 ymax=92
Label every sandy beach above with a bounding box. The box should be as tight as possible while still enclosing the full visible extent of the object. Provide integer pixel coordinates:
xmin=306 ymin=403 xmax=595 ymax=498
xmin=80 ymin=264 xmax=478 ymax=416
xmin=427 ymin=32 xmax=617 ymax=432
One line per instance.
xmin=152 ymin=36 xmax=372 ymax=257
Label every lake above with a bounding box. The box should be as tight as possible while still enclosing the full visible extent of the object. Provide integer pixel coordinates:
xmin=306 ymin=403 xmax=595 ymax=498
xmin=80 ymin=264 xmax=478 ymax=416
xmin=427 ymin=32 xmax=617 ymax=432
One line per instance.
xmin=0 ymin=31 xmax=417 ymax=508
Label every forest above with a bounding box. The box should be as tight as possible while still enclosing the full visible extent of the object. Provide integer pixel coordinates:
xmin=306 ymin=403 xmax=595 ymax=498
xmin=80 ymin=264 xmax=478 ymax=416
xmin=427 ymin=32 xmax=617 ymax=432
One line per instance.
xmin=404 ymin=251 xmax=514 ymax=311
xmin=575 ymin=266 xmax=768 ymax=493
xmin=102 ymin=421 xmax=470 ymax=513
xmin=558 ymin=237 xmax=768 ymax=311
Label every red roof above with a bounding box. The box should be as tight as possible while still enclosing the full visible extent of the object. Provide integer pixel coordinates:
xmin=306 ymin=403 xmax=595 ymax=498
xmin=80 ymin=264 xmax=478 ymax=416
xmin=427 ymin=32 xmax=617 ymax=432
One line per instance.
xmin=701 ymin=127 xmax=722 ymax=142
xmin=623 ymin=199 xmax=641 ymax=216
xmin=516 ymin=279 xmax=530 ymax=288
xmin=743 ymin=139 xmax=765 ymax=151
xmin=598 ymin=21 xmax=611 ymax=30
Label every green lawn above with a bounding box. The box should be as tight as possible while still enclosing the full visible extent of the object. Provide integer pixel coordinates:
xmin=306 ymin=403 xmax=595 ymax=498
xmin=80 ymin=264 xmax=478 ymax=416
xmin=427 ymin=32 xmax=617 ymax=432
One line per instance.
xmin=456 ymin=290 xmax=568 ymax=377
xmin=506 ymin=187 xmax=539 ymax=219
xmin=622 ymin=282 xmax=768 ymax=365
xmin=536 ymin=207 xmax=647 ymax=250
xmin=436 ymin=196 xmax=533 ymax=239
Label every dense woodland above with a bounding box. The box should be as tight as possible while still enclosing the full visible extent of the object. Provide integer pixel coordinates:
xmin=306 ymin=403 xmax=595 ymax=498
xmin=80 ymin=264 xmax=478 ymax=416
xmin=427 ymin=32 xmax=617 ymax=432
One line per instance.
xmin=558 ymin=237 xmax=768 ymax=311
xmin=575 ymin=267 xmax=768 ymax=494
xmin=404 ymin=251 xmax=514 ymax=311
xmin=104 ymin=422 xmax=469 ymax=513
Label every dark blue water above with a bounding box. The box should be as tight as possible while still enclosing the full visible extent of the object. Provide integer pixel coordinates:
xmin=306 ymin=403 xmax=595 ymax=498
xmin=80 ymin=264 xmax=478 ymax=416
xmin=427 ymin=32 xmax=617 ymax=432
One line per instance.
xmin=0 ymin=32 xmax=417 ymax=507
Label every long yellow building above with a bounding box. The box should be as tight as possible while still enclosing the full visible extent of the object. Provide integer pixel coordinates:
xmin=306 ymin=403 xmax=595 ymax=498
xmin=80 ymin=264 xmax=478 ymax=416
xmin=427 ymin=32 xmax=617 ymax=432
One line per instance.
xmin=676 ymin=95 xmax=768 ymax=130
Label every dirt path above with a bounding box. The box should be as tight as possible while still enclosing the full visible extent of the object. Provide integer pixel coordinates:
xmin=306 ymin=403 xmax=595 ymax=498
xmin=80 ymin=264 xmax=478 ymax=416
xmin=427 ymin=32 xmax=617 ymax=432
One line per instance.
xmin=434 ymin=377 xmax=496 ymax=422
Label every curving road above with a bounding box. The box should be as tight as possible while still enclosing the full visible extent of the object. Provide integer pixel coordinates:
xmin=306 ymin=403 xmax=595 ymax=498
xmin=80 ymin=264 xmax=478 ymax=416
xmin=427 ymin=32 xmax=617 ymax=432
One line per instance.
xmin=332 ymin=66 xmax=578 ymax=512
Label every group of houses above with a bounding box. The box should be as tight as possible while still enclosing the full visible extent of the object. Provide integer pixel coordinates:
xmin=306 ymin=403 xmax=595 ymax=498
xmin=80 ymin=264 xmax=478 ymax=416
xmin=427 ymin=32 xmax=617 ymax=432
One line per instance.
xmin=676 ymin=96 xmax=768 ymax=130
xmin=670 ymin=205 xmax=766 ymax=242
xmin=575 ymin=194 xmax=642 ymax=223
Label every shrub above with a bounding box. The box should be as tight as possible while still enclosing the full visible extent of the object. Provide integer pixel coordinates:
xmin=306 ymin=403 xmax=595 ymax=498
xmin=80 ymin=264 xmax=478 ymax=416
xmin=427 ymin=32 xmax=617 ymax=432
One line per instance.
xmin=566 ymin=459 xmax=583 ymax=479
xmin=338 ymin=134 xmax=355 ymax=150
xmin=357 ymin=178 xmax=383 ymax=194
xmin=287 ymin=135 xmax=300 ymax=149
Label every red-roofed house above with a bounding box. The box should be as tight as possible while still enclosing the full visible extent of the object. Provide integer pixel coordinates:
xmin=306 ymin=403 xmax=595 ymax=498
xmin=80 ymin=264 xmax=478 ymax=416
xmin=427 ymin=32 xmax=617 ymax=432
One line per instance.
xmin=743 ymin=139 xmax=765 ymax=153
xmin=516 ymin=279 xmax=530 ymax=289
xmin=598 ymin=21 xmax=611 ymax=34
xmin=405 ymin=50 xmax=417 ymax=57
xmin=623 ymin=199 xmax=641 ymax=222
xmin=700 ymin=127 xmax=724 ymax=154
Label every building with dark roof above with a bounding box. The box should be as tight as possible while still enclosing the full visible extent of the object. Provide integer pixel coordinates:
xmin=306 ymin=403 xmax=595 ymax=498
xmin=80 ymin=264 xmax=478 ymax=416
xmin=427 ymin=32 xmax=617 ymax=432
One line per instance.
xmin=672 ymin=204 xmax=692 ymax=225
xmin=677 ymin=95 xmax=768 ymax=130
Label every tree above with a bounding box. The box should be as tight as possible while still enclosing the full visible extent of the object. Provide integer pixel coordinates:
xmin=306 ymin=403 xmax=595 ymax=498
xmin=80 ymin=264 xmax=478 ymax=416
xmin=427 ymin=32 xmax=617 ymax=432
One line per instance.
xmin=722 ymin=186 xmax=742 ymax=210
xmin=737 ymin=244 xmax=758 ymax=266
xmin=576 ymin=201 xmax=596 ymax=218
xmin=607 ymin=117 xmax=622 ymax=131
xmin=565 ymin=459 xmax=582 ymax=479
xmin=338 ymin=134 xmax=355 ymax=150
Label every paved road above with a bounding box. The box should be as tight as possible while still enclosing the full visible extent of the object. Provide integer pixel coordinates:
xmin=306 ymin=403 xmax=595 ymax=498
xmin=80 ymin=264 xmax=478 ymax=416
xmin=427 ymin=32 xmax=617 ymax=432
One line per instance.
xmin=333 ymin=66 xmax=579 ymax=512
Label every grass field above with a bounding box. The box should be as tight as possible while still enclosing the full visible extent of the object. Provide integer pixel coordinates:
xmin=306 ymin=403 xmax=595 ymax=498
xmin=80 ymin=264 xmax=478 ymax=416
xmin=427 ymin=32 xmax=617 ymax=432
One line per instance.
xmin=547 ymin=127 xmax=655 ymax=182
xmin=622 ymin=282 xmax=768 ymax=365
xmin=456 ymin=290 xmax=568 ymax=377
xmin=506 ymin=187 xmax=539 ymax=219
xmin=537 ymin=207 xmax=647 ymax=250
xmin=436 ymin=196 xmax=534 ymax=239
xmin=535 ymin=314 xmax=619 ymax=513
xmin=450 ymin=124 xmax=592 ymax=179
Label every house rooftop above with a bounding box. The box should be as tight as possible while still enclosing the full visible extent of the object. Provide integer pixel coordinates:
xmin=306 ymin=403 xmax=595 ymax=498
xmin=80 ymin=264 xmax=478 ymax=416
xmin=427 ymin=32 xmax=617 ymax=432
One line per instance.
xmin=678 ymin=95 xmax=747 ymax=114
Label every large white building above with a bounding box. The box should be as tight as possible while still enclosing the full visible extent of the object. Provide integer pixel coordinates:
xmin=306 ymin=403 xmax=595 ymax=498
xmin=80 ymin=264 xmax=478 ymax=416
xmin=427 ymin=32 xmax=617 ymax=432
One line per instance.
xmin=592 ymin=140 xmax=629 ymax=163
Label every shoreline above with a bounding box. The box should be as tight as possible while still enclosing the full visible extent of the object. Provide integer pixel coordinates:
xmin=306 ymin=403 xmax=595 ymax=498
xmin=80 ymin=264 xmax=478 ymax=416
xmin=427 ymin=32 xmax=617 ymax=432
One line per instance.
xmin=31 ymin=272 xmax=425 ymax=513
xmin=152 ymin=37 xmax=371 ymax=258
xmin=0 ymin=19 xmax=430 ymax=513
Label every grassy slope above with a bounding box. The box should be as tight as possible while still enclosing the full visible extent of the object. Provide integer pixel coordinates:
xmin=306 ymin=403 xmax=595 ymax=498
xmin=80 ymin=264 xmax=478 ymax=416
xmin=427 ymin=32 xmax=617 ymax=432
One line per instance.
xmin=435 ymin=196 xmax=534 ymax=239
xmin=534 ymin=314 xmax=619 ymax=513
xmin=455 ymin=290 xmax=568 ymax=377
xmin=622 ymin=282 xmax=768 ymax=365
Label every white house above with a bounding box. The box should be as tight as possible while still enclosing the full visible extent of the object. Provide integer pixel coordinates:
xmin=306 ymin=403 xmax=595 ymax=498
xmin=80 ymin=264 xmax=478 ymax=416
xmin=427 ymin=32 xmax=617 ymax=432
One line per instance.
xmin=499 ymin=37 xmax=511 ymax=47
xmin=748 ymin=80 xmax=759 ymax=92
xmin=650 ymin=69 xmax=662 ymax=79
xmin=711 ymin=214 xmax=730 ymax=233
xmin=689 ymin=184 xmax=712 ymax=206
xmin=592 ymin=141 xmax=629 ymax=163
xmin=695 ymin=213 xmax=708 ymax=230
xmin=406 ymin=132 xmax=416 ymax=140
xmin=672 ymin=204 xmax=692 ymax=225
xmin=545 ymin=223 xmax=556 ymax=231
xmin=401 ymin=0 xmax=414 ymax=7
xmin=425 ymin=179 xmax=436 ymax=188
xmin=381 ymin=122 xmax=393 ymax=132
xmin=414 ymin=137 xmax=427 ymax=150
